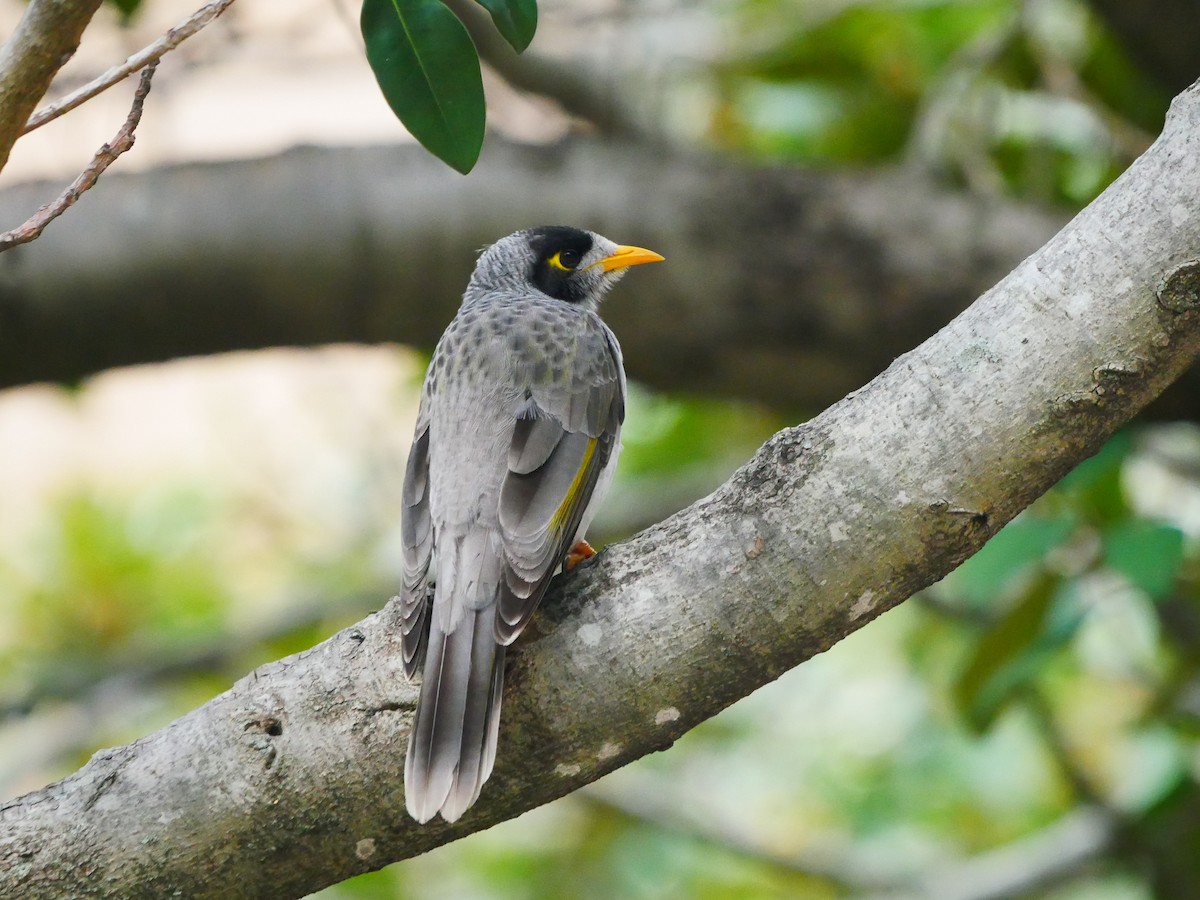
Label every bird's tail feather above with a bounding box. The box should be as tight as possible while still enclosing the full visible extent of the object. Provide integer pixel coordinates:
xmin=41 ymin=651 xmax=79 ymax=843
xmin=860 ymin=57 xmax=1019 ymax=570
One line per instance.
xmin=404 ymin=607 xmax=505 ymax=823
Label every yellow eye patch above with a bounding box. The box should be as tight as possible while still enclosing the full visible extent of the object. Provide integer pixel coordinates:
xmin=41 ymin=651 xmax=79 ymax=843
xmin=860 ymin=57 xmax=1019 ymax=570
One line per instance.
xmin=547 ymin=250 xmax=581 ymax=271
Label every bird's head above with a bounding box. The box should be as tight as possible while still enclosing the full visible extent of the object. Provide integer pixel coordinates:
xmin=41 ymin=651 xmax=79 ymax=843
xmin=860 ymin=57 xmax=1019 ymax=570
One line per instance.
xmin=468 ymin=226 xmax=664 ymax=310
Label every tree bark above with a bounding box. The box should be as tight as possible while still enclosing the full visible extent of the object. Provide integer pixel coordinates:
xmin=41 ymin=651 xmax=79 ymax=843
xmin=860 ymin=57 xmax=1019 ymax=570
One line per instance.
xmin=0 ymin=137 xmax=1064 ymax=411
xmin=0 ymin=0 xmax=104 ymax=174
xmin=2 ymin=75 xmax=1199 ymax=900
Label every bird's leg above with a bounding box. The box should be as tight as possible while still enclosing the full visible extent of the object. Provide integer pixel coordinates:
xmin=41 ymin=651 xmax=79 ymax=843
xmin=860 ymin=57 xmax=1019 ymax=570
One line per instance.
xmin=565 ymin=540 xmax=596 ymax=571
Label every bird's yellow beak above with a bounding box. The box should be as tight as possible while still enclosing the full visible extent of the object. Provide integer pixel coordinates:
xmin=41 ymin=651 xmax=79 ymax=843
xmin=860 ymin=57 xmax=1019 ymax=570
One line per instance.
xmin=593 ymin=244 xmax=665 ymax=272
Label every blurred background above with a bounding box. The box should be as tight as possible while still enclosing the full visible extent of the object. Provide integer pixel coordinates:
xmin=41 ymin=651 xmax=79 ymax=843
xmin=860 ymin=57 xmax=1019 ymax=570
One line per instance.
xmin=1 ymin=0 xmax=1199 ymax=897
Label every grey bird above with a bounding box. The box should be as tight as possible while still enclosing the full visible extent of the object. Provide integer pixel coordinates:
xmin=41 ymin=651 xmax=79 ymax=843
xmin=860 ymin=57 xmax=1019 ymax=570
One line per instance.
xmin=400 ymin=226 xmax=664 ymax=823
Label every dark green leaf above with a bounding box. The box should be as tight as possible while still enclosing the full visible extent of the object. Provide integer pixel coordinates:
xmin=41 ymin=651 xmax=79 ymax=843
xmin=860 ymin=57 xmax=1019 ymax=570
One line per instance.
xmin=953 ymin=572 xmax=1065 ymax=733
xmin=474 ymin=0 xmax=537 ymax=52
xmin=361 ymin=0 xmax=486 ymax=174
xmin=1103 ymin=520 xmax=1184 ymax=600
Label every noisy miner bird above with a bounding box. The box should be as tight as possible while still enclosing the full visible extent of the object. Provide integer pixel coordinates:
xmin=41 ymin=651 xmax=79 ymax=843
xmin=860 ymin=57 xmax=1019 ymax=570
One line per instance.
xmin=400 ymin=226 xmax=664 ymax=823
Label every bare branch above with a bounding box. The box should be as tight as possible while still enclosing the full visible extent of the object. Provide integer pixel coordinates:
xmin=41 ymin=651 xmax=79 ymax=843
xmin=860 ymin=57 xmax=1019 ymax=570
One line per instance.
xmin=0 ymin=63 xmax=156 ymax=253
xmin=1 ymin=76 xmax=1199 ymax=900
xmin=21 ymin=0 xmax=236 ymax=136
xmin=0 ymin=0 xmax=105 ymax=174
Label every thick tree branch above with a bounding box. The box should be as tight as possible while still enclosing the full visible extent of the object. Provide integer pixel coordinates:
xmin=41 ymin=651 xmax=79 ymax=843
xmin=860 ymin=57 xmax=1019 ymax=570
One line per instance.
xmin=2 ymin=77 xmax=1199 ymax=900
xmin=0 ymin=137 xmax=1065 ymax=411
xmin=0 ymin=0 xmax=104 ymax=174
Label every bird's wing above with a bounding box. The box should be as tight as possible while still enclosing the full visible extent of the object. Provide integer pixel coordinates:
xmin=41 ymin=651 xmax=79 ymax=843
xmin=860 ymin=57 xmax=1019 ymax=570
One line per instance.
xmin=399 ymin=403 xmax=434 ymax=679
xmin=496 ymin=321 xmax=625 ymax=644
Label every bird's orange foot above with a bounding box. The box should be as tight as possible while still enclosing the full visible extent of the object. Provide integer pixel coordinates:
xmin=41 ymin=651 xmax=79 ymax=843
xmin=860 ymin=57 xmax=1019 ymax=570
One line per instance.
xmin=565 ymin=540 xmax=597 ymax=571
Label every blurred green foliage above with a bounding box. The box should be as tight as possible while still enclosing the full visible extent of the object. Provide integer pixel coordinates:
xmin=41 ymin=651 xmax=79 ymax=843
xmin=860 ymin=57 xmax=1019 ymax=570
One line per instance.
xmin=720 ymin=0 xmax=1012 ymax=160
xmin=619 ymin=387 xmax=779 ymax=477
xmin=0 ymin=489 xmax=229 ymax=703
xmin=714 ymin=0 xmax=1169 ymax=205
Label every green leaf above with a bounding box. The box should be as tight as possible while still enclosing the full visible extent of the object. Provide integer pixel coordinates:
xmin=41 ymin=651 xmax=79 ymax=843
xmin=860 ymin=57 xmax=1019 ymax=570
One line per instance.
xmin=1103 ymin=520 xmax=1185 ymax=600
xmin=953 ymin=572 xmax=1064 ymax=733
xmin=474 ymin=0 xmax=537 ymax=52
xmin=361 ymin=0 xmax=486 ymax=174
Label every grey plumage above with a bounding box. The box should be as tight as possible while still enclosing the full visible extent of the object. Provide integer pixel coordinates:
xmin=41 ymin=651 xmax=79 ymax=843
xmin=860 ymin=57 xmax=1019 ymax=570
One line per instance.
xmin=400 ymin=227 xmax=663 ymax=823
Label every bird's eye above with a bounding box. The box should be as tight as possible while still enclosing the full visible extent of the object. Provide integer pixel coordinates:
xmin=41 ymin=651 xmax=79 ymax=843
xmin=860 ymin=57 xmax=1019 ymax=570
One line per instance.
xmin=549 ymin=249 xmax=582 ymax=271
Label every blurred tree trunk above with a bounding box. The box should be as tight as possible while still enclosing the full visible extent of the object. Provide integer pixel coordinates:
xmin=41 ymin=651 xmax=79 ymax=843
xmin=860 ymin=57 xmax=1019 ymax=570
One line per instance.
xmin=0 ymin=137 xmax=1061 ymax=411
xmin=2 ymin=76 xmax=1200 ymax=900
xmin=3 ymin=136 xmax=1199 ymax=419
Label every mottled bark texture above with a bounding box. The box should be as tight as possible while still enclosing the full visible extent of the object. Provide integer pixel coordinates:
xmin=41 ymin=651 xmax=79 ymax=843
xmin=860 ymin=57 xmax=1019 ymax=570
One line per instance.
xmin=2 ymin=77 xmax=1199 ymax=900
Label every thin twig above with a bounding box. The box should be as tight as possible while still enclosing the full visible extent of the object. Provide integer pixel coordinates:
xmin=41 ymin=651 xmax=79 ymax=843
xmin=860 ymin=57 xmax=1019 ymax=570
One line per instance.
xmin=21 ymin=0 xmax=235 ymax=136
xmin=0 ymin=62 xmax=157 ymax=253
